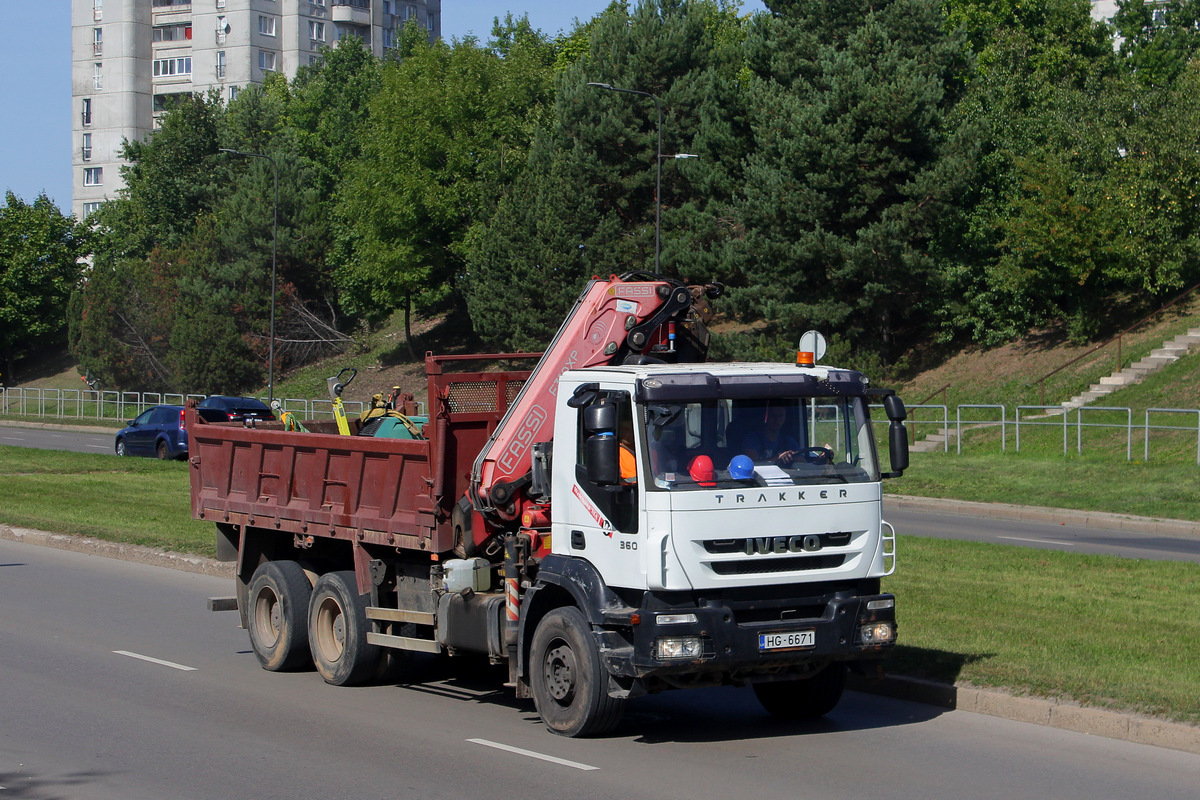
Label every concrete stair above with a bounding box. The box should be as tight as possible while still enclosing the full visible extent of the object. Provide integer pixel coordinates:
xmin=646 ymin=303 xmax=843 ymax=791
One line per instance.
xmin=910 ymin=327 xmax=1200 ymax=445
xmin=1058 ymin=328 xmax=1200 ymax=411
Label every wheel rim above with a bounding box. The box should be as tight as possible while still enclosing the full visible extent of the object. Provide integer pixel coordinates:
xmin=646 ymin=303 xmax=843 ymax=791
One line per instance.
xmin=252 ymin=587 xmax=282 ymax=647
xmin=116 ymin=440 xmax=125 ymax=456
xmin=542 ymin=640 xmax=577 ymax=705
xmin=315 ymin=596 xmax=346 ymax=664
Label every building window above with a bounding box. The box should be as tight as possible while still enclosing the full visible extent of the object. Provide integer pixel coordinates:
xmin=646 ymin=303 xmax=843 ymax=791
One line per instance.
xmin=152 ymin=57 xmax=192 ymax=77
xmin=93 ymin=28 xmax=103 ymax=56
xmin=216 ymin=0 xmax=225 ymax=7
xmin=259 ymin=16 xmax=276 ymax=36
xmin=83 ymin=202 xmax=103 ymax=217
xmin=382 ymin=27 xmax=393 ymax=49
xmin=228 ymin=85 xmax=240 ymax=101
xmin=93 ymin=0 xmax=103 ymax=21
xmin=309 ymin=21 xmax=325 ymax=41
xmin=259 ymin=51 xmax=277 ymax=72
xmin=84 ymin=167 xmax=103 ymax=187
xmin=216 ymin=15 xmax=229 ymax=44
xmin=427 ymin=12 xmax=437 ymax=32
xmin=216 ymin=50 xmax=226 ymax=79
xmin=151 ymin=0 xmax=191 ymax=7
xmin=93 ymin=63 xmax=103 ymax=89
xmin=82 ymin=98 xmax=93 ymax=126
xmin=382 ymin=0 xmax=393 ymax=14
xmin=404 ymin=5 xmax=417 ymax=21
xmin=82 ymin=133 xmax=93 ymax=162
xmin=153 ymin=24 xmax=192 ymax=42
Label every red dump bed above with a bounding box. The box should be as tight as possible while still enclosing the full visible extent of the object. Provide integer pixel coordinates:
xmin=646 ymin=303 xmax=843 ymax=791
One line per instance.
xmin=186 ymin=354 xmax=536 ymax=555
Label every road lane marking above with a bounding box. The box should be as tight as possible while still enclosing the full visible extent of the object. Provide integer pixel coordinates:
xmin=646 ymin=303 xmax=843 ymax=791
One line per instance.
xmin=467 ymin=738 xmax=598 ymax=771
xmin=998 ymin=536 xmax=1075 ymax=546
xmin=113 ymin=650 xmax=198 ymax=671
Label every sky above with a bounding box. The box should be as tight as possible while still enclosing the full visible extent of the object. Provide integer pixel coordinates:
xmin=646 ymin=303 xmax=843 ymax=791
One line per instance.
xmin=0 ymin=1 xmax=766 ymax=215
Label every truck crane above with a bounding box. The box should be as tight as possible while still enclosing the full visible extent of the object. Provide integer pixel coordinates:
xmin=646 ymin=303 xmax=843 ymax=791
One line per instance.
xmin=188 ymin=273 xmax=910 ymax=736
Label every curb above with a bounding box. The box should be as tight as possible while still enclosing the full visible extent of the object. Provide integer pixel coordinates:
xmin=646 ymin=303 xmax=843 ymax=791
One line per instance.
xmin=0 ymin=524 xmax=233 ymax=578
xmin=3 ymin=521 xmax=1198 ymax=756
xmin=886 ymin=494 xmax=1200 ymax=539
xmin=847 ymin=674 xmax=1200 ymax=756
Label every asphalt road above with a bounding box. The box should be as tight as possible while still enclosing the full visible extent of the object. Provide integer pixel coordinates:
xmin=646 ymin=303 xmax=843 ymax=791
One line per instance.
xmin=885 ymin=504 xmax=1200 ymax=563
xmin=2 ymin=538 xmax=1196 ymax=800
xmin=0 ymin=425 xmax=115 ymax=456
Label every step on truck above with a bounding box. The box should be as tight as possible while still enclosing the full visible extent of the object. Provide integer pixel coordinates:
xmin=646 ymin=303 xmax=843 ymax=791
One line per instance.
xmin=188 ymin=273 xmax=910 ymax=737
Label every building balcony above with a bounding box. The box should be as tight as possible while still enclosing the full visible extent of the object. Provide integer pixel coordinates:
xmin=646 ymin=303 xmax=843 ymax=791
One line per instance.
xmin=332 ymin=1 xmax=371 ymax=26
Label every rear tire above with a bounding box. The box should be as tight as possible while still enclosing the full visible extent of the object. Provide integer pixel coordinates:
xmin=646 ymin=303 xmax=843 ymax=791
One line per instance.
xmin=156 ymin=440 xmax=170 ymax=460
xmin=753 ymin=662 xmax=848 ymax=720
xmin=529 ymin=607 xmax=625 ymax=737
xmin=308 ymin=570 xmax=380 ymax=686
xmin=246 ymin=561 xmax=313 ymax=671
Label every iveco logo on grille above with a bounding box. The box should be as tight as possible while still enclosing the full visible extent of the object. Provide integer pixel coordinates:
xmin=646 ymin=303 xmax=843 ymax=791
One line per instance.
xmin=745 ymin=535 xmax=823 ymax=555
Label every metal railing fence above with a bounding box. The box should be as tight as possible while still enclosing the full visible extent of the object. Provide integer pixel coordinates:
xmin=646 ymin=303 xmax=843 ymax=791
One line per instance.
xmin=0 ymin=387 xmax=370 ymax=422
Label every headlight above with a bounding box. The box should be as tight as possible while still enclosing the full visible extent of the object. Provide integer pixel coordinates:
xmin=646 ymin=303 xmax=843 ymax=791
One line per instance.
xmin=859 ymin=622 xmax=895 ymax=644
xmin=655 ymin=636 xmax=704 ymax=660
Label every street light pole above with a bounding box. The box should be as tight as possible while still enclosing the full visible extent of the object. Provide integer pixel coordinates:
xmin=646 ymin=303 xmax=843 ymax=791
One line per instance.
xmin=587 ymin=82 xmax=664 ymax=273
xmin=219 ymin=148 xmax=278 ymax=403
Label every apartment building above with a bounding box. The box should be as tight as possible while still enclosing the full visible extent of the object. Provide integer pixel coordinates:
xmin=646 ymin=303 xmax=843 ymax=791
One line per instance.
xmin=72 ymin=0 xmax=441 ymax=219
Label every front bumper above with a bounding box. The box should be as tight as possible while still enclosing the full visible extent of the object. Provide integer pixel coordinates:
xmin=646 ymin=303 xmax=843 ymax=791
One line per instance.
xmin=597 ymin=589 xmax=895 ymax=689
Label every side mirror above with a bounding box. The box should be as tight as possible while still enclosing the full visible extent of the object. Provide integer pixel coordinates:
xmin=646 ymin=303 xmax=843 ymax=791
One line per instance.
xmin=884 ymin=394 xmax=906 ymax=422
xmin=583 ymin=401 xmax=618 ymax=434
xmin=886 ymin=421 xmax=909 ymax=477
xmin=586 ymin=433 xmax=620 ymax=486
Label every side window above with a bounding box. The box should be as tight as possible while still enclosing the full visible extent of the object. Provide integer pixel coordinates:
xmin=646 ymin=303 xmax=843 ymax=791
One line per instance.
xmin=575 ymin=392 xmax=638 ymax=533
xmin=134 ymin=410 xmax=154 ymax=425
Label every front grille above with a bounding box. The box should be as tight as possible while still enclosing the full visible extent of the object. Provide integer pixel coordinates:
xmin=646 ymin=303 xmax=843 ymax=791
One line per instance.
xmin=710 ymin=554 xmax=845 ymax=576
xmin=704 ymin=531 xmax=853 ymax=555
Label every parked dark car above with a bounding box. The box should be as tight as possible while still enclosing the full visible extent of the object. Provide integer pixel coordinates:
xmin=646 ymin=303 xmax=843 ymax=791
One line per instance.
xmin=196 ymin=395 xmax=275 ymax=422
xmin=114 ymin=405 xmax=227 ymax=460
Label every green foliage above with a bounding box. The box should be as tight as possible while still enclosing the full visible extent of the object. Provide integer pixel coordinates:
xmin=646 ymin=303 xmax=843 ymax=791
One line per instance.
xmin=337 ymin=25 xmax=556 ymax=328
xmin=1113 ymin=0 xmax=1200 ymax=88
xmin=0 ymin=193 xmax=87 ymax=382
xmin=464 ymin=0 xmax=751 ymax=351
xmin=731 ymin=0 xmax=974 ymax=362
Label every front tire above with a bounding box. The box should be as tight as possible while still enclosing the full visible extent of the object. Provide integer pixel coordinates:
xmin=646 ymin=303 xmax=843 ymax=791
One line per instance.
xmin=753 ymin=662 xmax=848 ymax=720
xmin=115 ymin=438 xmax=126 ymax=457
xmin=308 ymin=570 xmax=380 ymax=686
xmin=529 ymin=607 xmax=625 ymax=737
xmin=247 ymin=560 xmax=313 ymax=671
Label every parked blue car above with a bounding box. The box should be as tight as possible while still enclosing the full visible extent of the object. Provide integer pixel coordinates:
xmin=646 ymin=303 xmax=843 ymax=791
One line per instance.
xmin=114 ymin=405 xmax=227 ymax=460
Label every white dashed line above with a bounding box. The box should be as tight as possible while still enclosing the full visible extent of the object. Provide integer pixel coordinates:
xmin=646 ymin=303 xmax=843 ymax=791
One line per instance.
xmin=113 ymin=650 xmax=197 ymax=671
xmin=467 ymin=738 xmax=599 ymax=771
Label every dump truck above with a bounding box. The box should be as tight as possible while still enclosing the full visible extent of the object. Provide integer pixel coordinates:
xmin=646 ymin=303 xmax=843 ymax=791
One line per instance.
xmin=188 ymin=273 xmax=910 ymax=736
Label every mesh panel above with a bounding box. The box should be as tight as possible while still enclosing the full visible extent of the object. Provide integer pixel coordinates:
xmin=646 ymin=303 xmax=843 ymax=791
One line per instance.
xmin=447 ymin=381 xmax=498 ymax=413
xmin=505 ymin=380 xmax=526 ymax=406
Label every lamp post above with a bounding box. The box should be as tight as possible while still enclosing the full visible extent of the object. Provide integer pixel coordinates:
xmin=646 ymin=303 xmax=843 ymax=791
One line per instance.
xmin=587 ymin=82 xmax=665 ymax=272
xmin=219 ymin=148 xmax=278 ymax=403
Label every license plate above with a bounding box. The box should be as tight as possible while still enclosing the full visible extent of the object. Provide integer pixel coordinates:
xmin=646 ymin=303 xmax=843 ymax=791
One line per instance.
xmin=759 ymin=629 xmax=816 ymax=651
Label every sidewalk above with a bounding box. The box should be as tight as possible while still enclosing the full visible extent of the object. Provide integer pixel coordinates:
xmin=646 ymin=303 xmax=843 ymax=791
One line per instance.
xmin=3 ymin=512 xmax=1199 ymax=756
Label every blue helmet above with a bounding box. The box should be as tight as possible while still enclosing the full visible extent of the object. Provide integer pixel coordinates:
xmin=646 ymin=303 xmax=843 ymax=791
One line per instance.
xmin=728 ymin=454 xmax=754 ymax=480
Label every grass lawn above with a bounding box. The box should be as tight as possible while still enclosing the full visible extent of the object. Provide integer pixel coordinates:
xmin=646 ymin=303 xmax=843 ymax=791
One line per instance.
xmin=3 ymin=443 xmax=1199 ymax=725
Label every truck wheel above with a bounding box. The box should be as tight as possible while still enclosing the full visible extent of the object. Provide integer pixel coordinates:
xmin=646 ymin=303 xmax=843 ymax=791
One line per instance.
xmin=753 ymin=662 xmax=848 ymax=720
xmin=529 ymin=607 xmax=625 ymax=737
xmin=308 ymin=570 xmax=380 ymax=686
xmin=247 ymin=561 xmax=313 ymax=672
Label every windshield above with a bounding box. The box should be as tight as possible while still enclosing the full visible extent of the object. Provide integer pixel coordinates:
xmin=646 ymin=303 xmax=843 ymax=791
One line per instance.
xmin=641 ymin=396 xmax=879 ymax=491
